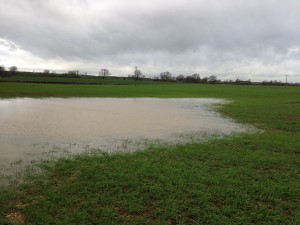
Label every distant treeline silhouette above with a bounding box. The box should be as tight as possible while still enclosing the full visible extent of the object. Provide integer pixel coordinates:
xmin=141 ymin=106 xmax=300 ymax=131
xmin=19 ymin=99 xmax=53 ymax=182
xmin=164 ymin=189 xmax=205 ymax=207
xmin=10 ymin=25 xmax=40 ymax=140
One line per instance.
xmin=0 ymin=65 xmax=298 ymax=86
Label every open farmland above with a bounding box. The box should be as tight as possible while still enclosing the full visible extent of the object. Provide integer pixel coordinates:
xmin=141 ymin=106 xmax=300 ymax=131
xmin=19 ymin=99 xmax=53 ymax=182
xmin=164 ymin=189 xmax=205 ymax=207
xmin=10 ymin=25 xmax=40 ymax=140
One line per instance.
xmin=0 ymin=81 xmax=299 ymax=224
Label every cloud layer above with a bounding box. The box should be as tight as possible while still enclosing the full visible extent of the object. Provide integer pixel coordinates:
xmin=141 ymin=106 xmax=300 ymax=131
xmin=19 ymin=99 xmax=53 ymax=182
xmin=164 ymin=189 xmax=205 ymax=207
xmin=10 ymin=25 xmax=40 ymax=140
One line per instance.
xmin=1 ymin=0 xmax=300 ymax=81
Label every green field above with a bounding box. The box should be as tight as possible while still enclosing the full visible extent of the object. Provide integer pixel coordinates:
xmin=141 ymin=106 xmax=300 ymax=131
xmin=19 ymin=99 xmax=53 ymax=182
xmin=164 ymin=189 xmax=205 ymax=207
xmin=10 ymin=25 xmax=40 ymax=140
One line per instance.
xmin=0 ymin=74 xmax=154 ymax=85
xmin=0 ymin=81 xmax=299 ymax=224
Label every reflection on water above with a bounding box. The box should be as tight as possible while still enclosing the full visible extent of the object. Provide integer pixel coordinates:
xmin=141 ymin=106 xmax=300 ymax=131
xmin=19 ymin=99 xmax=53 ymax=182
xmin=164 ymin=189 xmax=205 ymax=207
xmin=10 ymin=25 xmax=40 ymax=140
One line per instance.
xmin=0 ymin=98 xmax=253 ymax=181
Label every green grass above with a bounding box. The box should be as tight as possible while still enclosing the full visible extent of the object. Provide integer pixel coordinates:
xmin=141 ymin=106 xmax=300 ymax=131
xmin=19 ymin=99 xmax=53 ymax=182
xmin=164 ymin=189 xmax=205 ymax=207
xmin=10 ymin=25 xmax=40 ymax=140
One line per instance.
xmin=0 ymin=82 xmax=299 ymax=224
xmin=0 ymin=75 xmax=155 ymax=85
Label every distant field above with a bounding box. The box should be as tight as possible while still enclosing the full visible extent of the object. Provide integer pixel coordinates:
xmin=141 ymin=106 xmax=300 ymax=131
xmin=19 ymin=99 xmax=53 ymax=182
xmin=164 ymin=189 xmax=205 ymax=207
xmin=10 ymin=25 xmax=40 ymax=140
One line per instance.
xmin=1 ymin=82 xmax=299 ymax=131
xmin=0 ymin=74 xmax=155 ymax=85
xmin=0 ymin=80 xmax=299 ymax=224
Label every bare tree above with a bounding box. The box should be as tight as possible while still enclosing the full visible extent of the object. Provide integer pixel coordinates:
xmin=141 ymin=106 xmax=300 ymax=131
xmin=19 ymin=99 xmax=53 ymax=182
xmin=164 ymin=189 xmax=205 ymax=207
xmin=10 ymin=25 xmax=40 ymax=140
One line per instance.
xmin=0 ymin=65 xmax=5 ymax=75
xmin=99 ymin=69 xmax=110 ymax=79
xmin=186 ymin=74 xmax=201 ymax=83
xmin=191 ymin=74 xmax=200 ymax=81
xmin=69 ymin=70 xmax=80 ymax=75
xmin=201 ymin=77 xmax=208 ymax=83
xmin=133 ymin=67 xmax=142 ymax=80
xmin=9 ymin=66 xmax=18 ymax=74
xmin=67 ymin=70 xmax=80 ymax=77
xmin=160 ymin=71 xmax=173 ymax=81
xmin=208 ymin=75 xmax=217 ymax=83
xmin=44 ymin=69 xmax=50 ymax=74
xmin=176 ymin=74 xmax=185 ymax=81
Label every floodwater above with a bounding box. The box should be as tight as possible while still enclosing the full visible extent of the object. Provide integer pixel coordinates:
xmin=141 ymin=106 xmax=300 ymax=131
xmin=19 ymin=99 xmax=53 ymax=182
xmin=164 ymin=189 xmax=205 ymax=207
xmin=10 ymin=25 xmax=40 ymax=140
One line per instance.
xmin=0 ymin=98 xmax=252 ymax=180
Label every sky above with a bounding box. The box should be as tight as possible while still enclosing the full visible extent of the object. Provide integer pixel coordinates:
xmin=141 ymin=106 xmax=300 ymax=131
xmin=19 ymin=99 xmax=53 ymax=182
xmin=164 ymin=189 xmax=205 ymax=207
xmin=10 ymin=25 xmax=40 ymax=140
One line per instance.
xmin=0 ymin=0 xmax=300 ymax=82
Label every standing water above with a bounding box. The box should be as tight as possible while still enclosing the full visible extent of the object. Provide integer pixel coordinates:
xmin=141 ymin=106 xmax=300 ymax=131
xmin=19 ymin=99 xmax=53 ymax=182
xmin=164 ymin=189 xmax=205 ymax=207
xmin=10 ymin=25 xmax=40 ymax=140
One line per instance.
xmin=0 ymin=98 xmax=253 ymax=183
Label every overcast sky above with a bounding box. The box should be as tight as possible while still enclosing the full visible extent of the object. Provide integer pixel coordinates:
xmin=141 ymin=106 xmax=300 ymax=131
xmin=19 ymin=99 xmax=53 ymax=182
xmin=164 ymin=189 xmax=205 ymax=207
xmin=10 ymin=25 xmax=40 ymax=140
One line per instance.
xmin=0 ymin=0 xmax=299 ymax=82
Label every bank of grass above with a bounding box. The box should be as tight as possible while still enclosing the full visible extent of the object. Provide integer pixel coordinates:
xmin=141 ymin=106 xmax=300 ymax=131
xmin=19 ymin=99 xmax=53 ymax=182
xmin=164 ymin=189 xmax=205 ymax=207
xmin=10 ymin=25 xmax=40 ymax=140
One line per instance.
xmin=0 ymin=82 xmax=299 ymax=224
xmin=0 ymin=75 xmax=155 ymax=85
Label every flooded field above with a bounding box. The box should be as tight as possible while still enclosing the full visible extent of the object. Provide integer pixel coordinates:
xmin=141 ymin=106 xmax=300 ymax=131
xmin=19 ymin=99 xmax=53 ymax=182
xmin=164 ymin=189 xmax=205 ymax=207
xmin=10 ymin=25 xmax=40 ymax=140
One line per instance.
xmin=0 ymin=98 xmax=253 ymax=181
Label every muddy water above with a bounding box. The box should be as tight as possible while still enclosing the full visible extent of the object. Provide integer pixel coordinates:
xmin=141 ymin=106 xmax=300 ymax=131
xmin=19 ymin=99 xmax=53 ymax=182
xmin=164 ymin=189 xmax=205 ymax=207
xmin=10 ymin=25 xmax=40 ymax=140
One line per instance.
xmin=0 ymin=98 xmax=251 ymax=177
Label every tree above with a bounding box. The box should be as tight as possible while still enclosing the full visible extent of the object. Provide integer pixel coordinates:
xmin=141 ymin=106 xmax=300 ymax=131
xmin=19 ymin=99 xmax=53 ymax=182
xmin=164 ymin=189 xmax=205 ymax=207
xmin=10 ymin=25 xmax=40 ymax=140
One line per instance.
xmin=186 ymin=74 xmax=200 ymax=83
xmin=67 ymin=70 xmax=80 ymax=77
xmin=133 ymin=67 xmax=142 ymax=80
xmin=201 ymin=77 xmax=208 ymax=83
xmin=0 ymin=65 xmax=5 ymax=76
xmin=9 ymin=66 xmax=18 ymax=74
xmin=44 ymin=69 xmax=50 ymax=74
xmin=68 ymin=70 xmax=80 ymax=75
xmin=160 ymin=71 xmax=173 ymax=81
xmin=0 ymin=65 xmax=5 ymax=75
xmin=208 ymin=75 xmax=217 ymax=83
xmin=176 ymin=74 xmax=185 ymax=81
xmin=99 ymin=69 xmax=110 ymax=79
xmin=192 ymin=74 xmax=200 ymax=81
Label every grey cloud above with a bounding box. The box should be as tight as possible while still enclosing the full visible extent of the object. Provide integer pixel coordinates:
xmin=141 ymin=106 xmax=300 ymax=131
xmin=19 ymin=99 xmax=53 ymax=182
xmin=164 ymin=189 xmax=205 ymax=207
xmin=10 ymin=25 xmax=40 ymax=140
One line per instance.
xmin=0 ymin=0 xmax=300 ymax=81
xmin=0 ymin=39 xmax=18 ymax=51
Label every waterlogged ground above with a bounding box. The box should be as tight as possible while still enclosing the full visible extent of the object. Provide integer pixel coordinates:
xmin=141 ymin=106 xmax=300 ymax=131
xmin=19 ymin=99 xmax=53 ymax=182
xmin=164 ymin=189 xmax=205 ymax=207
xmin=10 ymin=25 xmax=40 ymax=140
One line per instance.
xmin=0 ymin=98 xmax=254 ymax=182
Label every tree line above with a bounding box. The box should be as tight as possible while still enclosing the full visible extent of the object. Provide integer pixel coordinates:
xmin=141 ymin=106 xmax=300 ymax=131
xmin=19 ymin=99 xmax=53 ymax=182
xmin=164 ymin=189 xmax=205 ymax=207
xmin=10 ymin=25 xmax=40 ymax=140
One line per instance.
xmin=0 ymin=65 xmax=18 ymax=75
xmin=1 ymin=65 xmax=298 ymax=86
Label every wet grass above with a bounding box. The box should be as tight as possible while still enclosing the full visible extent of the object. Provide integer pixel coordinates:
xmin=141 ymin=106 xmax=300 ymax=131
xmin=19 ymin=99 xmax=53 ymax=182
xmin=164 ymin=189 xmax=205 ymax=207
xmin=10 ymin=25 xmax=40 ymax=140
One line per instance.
xmin=0 ymin=75 xmax=155 ymax=85
xmin=0 ymin=82 xmax=299 ymax=224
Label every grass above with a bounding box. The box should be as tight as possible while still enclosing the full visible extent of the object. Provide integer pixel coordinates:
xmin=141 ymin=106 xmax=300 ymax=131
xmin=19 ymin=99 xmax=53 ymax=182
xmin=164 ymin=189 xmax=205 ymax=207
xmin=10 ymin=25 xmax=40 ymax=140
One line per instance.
xmin=0 ymin=81 xmax=299 ymax=224
xmin=0 ymin=75 xmax=155 ymax=85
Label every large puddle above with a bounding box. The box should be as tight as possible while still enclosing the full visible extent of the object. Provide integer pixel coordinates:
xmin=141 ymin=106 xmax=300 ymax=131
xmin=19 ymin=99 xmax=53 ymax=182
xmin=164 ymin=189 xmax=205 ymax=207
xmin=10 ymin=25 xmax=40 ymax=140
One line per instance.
xmin=0 ymin=98 xmax=253 ymax=183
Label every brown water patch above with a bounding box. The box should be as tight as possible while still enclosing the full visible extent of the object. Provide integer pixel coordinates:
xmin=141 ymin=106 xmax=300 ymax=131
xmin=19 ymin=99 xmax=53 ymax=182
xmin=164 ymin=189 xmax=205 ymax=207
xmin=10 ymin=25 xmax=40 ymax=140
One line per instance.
xmin=0 ymin=98 xmax=254 ymax=184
